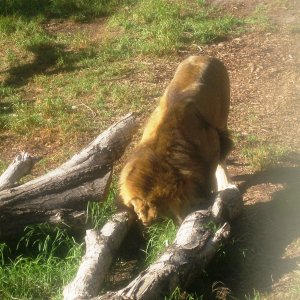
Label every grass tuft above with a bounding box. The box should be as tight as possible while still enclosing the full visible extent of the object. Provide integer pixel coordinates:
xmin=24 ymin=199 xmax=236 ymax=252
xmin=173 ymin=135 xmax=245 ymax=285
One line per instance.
xmin=166 ymin=287 xmax=203 ymax=300
xmin=0 ymin=225 xmax=83 ymax=300
xmin=86 ymin=180 xmax=118 ymax=229
xmin=144 ymin=218 xmax=178 ymax=266
xmin=16 ymin=223 xmax=78 ymax=258
xmin=241 ymin=135 xmax=289 ymax=170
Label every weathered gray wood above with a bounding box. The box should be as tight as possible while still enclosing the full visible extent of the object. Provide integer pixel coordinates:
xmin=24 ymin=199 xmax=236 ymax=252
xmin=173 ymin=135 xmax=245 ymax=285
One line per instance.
xmin=0 ymin=112 xmax=136 ymax=197
xmin=0 ymin=152 xmax=40 ymax=191
xmin=0 ymin=172 xmax=112 ymax=239
xmin=0 ymin=113 xmax=137 ymax=240
xmin=94 ymin=187 xmax=242 ymax=300
xmin=212 ymin=185 xmax=243 ymax=222
xmin=0 ymin=164 xmax=112 ymax=209
xmin=39 ymin=112 xmax=137 ymax=180
xmin=63 ymin=211 xmax=135 ymax=300
xmin=0 ymin=208 xmax=87 ymax=236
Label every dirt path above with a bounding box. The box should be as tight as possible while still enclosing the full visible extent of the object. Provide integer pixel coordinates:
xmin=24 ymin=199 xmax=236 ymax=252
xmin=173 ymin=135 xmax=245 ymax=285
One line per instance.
xmin=207 ymin=0 xmax=300 ymax=149
xmin=195 ymin=0 xmax=300 ymax=298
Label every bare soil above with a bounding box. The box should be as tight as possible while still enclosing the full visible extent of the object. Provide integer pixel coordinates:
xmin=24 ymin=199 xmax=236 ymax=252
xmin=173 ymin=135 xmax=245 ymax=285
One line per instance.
xmin=1 ymin=0 xmax=300 ymax=298
xmin=198 ymin=0 xmax=300 ymax=298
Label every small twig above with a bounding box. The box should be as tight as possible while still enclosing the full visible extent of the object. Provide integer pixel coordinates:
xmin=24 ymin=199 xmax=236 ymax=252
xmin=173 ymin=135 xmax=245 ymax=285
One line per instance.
xmin=76 ymin=103 xmax=98 ymax=118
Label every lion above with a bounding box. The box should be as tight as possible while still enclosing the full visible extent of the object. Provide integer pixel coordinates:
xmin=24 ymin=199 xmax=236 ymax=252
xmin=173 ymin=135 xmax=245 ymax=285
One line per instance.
xmin=119 ymin=56 xmax=233 ymax=225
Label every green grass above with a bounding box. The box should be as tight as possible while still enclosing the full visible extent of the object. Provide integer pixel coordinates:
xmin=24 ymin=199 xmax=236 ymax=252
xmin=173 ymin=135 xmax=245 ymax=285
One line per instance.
xmin=86 ymin=179 xmax=118 ymax=229
xmin=0 ymin=0 xmax=243 ymax=144
xmin=144 ymin=218 xmax=178 ymax=265
xmin=0 ymin=0 xmax=243 ymax=145
xmin=109 ymin=0 xmax=242 ymax=56
xmin=245 ymin=4 xmax=270 ymax=28
xmin=0 ymin=183 xmax=118 ymax=299
xmin=0 ymin=159 xmax=8 ymax=175
xmin=166 ymin=287 xmax=203 ymax=300
xmin=0 ymin=225 xmax=83 ymax=300
xmin=245 ymin=290 xmax=263 ymax=300
xmin=241 ymin=135 xmax=290 ymax=170
xmin=0 ymin=1 xmax=249 ymax=299
xmin=1 ymin=97 xmax=92 ymax=136
xmin=0 ymin=0 xmax=131 ymax=20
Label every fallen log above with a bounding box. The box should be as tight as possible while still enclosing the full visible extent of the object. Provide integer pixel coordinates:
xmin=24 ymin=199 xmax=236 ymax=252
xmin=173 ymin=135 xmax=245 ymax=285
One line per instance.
xmin=0 ymin=152 xmax=41 ymax=191
xmin=63 ymin=211 xmax=135 ymax=300
xmin=0 ymin=113 xmax=137 ymax=240
xmin=94 ymin=186 xmax=242 ymax=300
xmin=64 ymin=183 xmax=242 ymax=300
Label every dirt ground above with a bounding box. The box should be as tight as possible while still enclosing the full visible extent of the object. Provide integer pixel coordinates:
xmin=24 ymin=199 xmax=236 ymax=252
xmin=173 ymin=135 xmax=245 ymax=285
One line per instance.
xmin=198 ymin=0 xmax=300 ymax=298
xmin=1 ymin=0 xmax=299 ymax=298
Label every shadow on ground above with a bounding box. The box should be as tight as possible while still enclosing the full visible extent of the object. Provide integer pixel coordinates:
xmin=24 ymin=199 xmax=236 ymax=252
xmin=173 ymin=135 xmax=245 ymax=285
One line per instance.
xmin=93 ymin=159 xmax=300 ymax=299
xmin=202 ymin=162 xmax=300 ymax=299
xmin=2 ymin=42 xmax=96 ymax=88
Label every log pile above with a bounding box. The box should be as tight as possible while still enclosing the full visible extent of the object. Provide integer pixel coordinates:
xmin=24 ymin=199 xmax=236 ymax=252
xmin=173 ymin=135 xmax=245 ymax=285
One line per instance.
xmin=63 ymin=211 xmax=135 ymax=300
xmin=0 ymin=112 xmax=243 ymax=299
xmin=0 ymin=113 xmax=136 ymax=240
xmin=65 ymin=187 xmax=242 ymax=300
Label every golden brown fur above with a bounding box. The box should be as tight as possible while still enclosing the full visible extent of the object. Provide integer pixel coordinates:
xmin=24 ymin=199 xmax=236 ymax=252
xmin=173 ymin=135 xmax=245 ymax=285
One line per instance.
xmin=119 ymin=56 xmax=232 ymax=225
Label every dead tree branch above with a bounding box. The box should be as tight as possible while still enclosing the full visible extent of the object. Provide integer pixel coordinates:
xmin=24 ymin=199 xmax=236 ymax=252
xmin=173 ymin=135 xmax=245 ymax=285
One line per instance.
xmin=0 ymin=152 xmax=41 ymax=191
xmin=0 ymin=113 xmax=137 ymax=240
xmin=95 ymin=187 xmax=242 ymax=300
xmin=63 ymin=211 xmax=135 ymax=300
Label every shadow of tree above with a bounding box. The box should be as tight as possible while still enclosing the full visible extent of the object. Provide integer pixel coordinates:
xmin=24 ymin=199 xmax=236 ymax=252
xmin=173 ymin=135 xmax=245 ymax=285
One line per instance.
xmin=0 ymin=0 xmax=114 ymax=20
xmin=188 ymin=162 xmax=300 ymax=299
xmin=237 ymin=161 xmax=300 ymax=194
xmin=3 ymin=42 xmax=96 ymax=88
xmin=219 ymin=164 xmax=300 ymax=298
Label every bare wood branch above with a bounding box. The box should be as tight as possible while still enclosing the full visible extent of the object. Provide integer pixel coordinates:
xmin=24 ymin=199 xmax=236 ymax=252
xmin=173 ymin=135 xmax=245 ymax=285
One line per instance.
xmin=0 ymin=113 xmax=137 ymax=240
xmin=0 ymin=112 xmax=136 ymax=195
xmin=57 ymin=112 xmax=137 ymax=171
xmin=63 ymin=211 xmax=135 ymax=300
xmin=0 ymin=172 xmax=112 ymax=239
xmin=95 ymin=187 xmax=242 ymax=300
xmin=0 ymin=164 xmax=112 ymax=208
xmin=0 ymin=152 xmax=41 ymax=191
